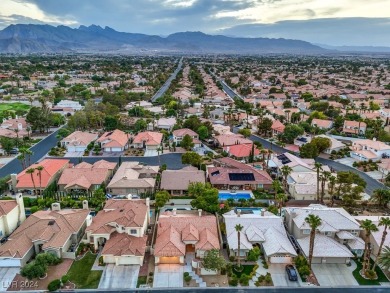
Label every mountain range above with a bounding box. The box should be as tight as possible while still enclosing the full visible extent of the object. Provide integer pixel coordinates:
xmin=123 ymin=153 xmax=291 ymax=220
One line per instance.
xmin=0 ymin=24 xmax=326 ymax=54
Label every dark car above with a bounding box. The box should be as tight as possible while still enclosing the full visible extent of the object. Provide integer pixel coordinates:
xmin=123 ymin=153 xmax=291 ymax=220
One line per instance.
xmin=9 ymin=148 xmax=19 ymax=154
xmin=285 ymin=264 xmax=298 ymax=281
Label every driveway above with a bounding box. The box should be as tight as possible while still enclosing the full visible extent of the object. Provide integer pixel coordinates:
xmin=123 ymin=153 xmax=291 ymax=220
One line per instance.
xmin=98 ymin=264 xmax=139 ymax=289
xmin=64 ymin=151 xmax=84 ymax=157
xmin=312 ymin=263 xmax=358 ymax=286
xmin=144 ymin=150 xmax=158 ymax=157
xmin=335 ymin=157 xmax=356 ymax=167
xmin=0 ymin=268 xmax=19 ymax=292
xmin=269 ymin=264 xmax=301 ymax=287
xmin=153 ymin=264 xmax=183 ymax=288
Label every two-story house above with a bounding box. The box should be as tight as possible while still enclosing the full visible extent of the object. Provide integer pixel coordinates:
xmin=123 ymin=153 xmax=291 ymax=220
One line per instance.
xmin=0 ymin=202 xmax=90 ymax=267
xmin=350 ymin=138 xmax=390 ymax=161
xmin=285 ymin=205 xmax=364 ymax=264
xmin=85 ymin=198 xmax=150 ymax=265
xmin=172 ymin=128 xmax=201 ymax=148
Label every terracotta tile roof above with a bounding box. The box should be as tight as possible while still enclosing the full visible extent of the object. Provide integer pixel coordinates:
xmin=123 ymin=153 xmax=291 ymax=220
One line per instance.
xmin=98 ymin=129 xmax=129 ymax=148
xmin=58 ymin=168 xmax=110 ymax=190
xmin=172 ymin=128 xmax=198 ymax=137
xmin=101 ymin=233 xmax=147 ymax=257
xmin=311 ymin=119 xmax=333 ymax=129
xmin=16 ymin=159 xmax=70 ymax=189
xmin=132 ymin=131 xmax=163 ymax=146
xmin=208 ymin=167 xmax=272 ymax=186
xmin=61 ymin=131 xmax=98 ymax=147
xmin=87 ymin=199 xmax=148 ymax=234
xmin=0 ymin=209 xmax=88 ymax=258
xmin=74 ymin=162 xmax=93 ymax=169
xmin=107 ymin=162 xmax=158 ymax=189
xmin=0 ymin=200 xmax=18 ymax=216
xmin=215 ymin=133 xmax=253 ymax=147
xmin=223 ymin=143 xmax=260 ymax=158
xmin=154 ymin=212 xmax=220 ymax=257
xmin=92 ymin=160 xmax=117 ymax=170
xmin=271 ymin=120 xmax=285 ymax=133
xmin=160 ymin=168 xmax=205 ymax=191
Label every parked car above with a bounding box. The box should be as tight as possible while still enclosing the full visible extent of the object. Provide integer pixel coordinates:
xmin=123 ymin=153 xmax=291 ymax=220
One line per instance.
xmin=285 ymin=264 xmax=298 ymax=281
xmin=9 ymin=148 xmax=19 ymax=154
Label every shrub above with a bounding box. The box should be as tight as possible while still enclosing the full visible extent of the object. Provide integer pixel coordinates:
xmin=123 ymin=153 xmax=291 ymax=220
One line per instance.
xmin=297 ymin=265 xmax=310 ymax=277
xmin=184 ymin=275 xmax=192 ymax=284
xmin=183 ymin=272 xmax=189 ymax=277
xmin=148 ymin=277 xmax=154 ymax=283
xmin=48 ymin=279 xmax=61 ymax=292
xmin=35 ymin=253 xmax=62 ymax=266
xmin=365 ymin=269 xmax=377 ymax=280
xmin=21 ymin=261 xmax=47 ymax=280
xmin=61 ymin=275 xmax=69 ymax=284
xmin=229 ymin=276 xmax=238 ymax=286
xmin=229 ymin=255 xmax=235 ymax=262
xmin=98 ymin=256 xmax=104 ymax=266
xmin=239 ymin=273 xmax=250 ymax=286
xmin=149 ymin=272 xmax=154 ymax=276
xmin=264 ymin=273 xmax=272 ymax=284
xmin=247 ymin=246 xmax=261 ymax=261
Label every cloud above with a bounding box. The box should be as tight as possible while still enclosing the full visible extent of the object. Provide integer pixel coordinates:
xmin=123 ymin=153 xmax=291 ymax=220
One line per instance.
xmin=220 ymin=17 xmax=390 ymax=46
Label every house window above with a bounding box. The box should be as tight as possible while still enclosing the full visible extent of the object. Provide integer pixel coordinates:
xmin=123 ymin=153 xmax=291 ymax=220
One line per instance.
xmin=303 ymin=229 xmax=310 ymax=235
xmin=130 ymin=229 xmax=137 ymax=234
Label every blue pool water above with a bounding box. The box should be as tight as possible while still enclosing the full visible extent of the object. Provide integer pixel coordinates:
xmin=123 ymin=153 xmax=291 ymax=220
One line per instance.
xmin=236 ymin=207 xmax=262 ymax=215
xmin=218 ymin=192 xmax=252 ymax=200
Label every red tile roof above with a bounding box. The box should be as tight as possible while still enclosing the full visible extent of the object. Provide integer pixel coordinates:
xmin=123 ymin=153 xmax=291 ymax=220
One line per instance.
xmin=223 ymin=143 xmax=260 ymax=158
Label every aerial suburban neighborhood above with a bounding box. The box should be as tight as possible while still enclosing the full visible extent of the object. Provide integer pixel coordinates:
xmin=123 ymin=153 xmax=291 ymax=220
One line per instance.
xmin=0 ymin=53 xmax=389 ymax=292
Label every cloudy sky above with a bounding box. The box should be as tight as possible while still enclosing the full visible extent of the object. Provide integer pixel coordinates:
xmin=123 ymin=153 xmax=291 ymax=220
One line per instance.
xmin=1 ymin=0 xmax=390 ymax=46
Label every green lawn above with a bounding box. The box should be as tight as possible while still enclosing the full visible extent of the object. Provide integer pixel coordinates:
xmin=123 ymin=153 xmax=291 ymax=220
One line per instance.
xmin=67 ymin=252 xmax=102 ymax=289
xmin=233 ymin=265 xmax=255 ymax=278
xmin=352 ymin=258 xmax=389 ymax=285
xmin=0 ymin=102 xmax=30 ymax=113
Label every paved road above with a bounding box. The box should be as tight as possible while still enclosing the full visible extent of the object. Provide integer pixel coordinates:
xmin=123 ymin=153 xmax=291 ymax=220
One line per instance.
xmin=0 ymin=128 xmax=62 ymax=178
xmin=244 ymin=131 xmax=387 ymax=194
xmin=51 ymin=153 xmax=185 ymax=169
xmin=210 ymin=70 xmax=243 ymax=100
xmin=151 ymin=57 xmax=183 ymax=102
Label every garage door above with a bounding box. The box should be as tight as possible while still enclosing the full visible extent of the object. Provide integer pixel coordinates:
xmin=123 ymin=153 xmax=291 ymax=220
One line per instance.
xmin=159 ymin=257 xmax=180 ymax=264
xmin=270 ymin=256 xmax=292 ymax=264
xmin=117 ymin=257 xmax=142 ymax=265
xmin=0 ymin=258 xmax=21 ymax=267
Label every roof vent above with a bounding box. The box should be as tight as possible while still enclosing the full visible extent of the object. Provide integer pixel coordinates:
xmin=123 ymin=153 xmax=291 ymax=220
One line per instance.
xmin=48 ymin=220 xmax=55 ymax=226
xmin=120 ymin=209 xmax=124 ymax=212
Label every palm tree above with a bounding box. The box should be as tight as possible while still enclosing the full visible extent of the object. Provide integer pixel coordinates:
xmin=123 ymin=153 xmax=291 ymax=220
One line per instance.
xmin=235 ymin=224 xmax=244 ymax=268
xmin=281 ymin=165 xmax=292 ymax=189
xmin=17 ymin=154 xmax=26 ymax=169
xmin=320 ymin=171 xmax=331 ymax=204
xmin=26 ymin=168 xmax=37 ymax=195
xmin=276 ymin=193 xmax=287 ymax=216
xmin=328 ymin=175 xmax=337 ymax=207
xmin=314 ymin=162 xmax=322 ymax=202
xmin=360 ymin=219 xmax=379 ymax=274
xmin=305 ymin=214 xmax=322 ymax=269
xmin=372 ymin=217 xmax=390 ymax=271
xmin=371 ymin=189 xmax=390 ymax=208
xmin=35 ymin=166 xmax=44 ymax=196
xmin=378 ymin=246 xmax=390 ymax=271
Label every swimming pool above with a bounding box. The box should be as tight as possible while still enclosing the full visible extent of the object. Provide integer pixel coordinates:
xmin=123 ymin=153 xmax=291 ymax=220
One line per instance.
xmin=218 ymin=192 xmax=252 ymax=200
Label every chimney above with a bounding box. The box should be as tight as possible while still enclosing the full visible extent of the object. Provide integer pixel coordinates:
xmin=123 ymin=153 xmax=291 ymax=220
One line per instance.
xmin=10 ymin=174 xmax=17 ymax=192
xmin=146 ymin=197 xmax=150 ymax=208
xmin=51 ymin=203 xmax=61 ymax=211
xmin=261 ymin=210 xmax=265 ymax=217
xmin=237 ymin=209 xmax=241 ymax=217
xmin=16 ymin=193 xmax=26 ymax=223
xmin=198 ymin=209 xmax=202 ymax=217
xmin=17 ymin=123 xmax=23 ymax=130
xmin=82 ymin=200 xmax=89 ymax=210
xmin=15 ymin=115 xmax=18 ymax=119
xmin=373 ymin=137 xmax=377 ymax=141
xmin=173 ymin=208 xmax=177 ymax=216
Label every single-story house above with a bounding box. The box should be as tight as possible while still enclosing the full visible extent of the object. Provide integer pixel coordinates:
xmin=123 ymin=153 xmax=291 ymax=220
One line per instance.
xmin=132 ymin=131 xmax=163 ymax=151
xmin=97 ymin=129 xmax=129 ymax=152
xmin=160 ymin=166 xmax=205 ymax=196
xmin=61 ymin=131 xmax=98 ymax=152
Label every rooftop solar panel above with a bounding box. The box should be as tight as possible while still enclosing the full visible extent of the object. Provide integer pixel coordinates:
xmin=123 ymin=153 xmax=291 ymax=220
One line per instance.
xmin=228 ymin=173 xmax=255 ymax=181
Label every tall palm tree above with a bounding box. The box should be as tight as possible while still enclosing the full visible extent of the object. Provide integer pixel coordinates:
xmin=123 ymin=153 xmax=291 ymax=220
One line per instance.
xmin=360 ymin=219 xmax=379 ymax=274
xmin=26 ymin=168 xmax=37 ymax=195
xmin=314 ymin=162 xmax=323 ymax=202
xmin=378 ymin=246 xmax=390 ymax=271
xmin=305 ymin=214 xmax=322 ymax=269
xmin=320 ymin=171 xmax=331 ymax=204
xmin=328 ymin=175 xmax=337 ymax=207
xmin=372 ymin=217 xmax=390 ymax=271
xmin=281 ymin=165 xmax=292 ymax=190
xmin=235 ymin=224 xmax=244 ymax=268
xmin=35 ymin=166 xmax=44 ymax=196
xmin=276 ymin=193 xmax=287 ymax=216
xmin=371 ymin=189 xmax=390 ymax=208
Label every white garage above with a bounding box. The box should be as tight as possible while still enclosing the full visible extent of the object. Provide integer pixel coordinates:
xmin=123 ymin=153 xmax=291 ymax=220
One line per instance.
xmin=0 ymin=258 xmax=21 ymax=268
xmin=269 ymin=255 xmax=292 ymax=264
xmin=103 ymin=255 xmax=143 ymax=265
xmin=67 ymin=146 xmax=87 ymax=152
xmin=103 ymin=147 xmax=123 ymax=152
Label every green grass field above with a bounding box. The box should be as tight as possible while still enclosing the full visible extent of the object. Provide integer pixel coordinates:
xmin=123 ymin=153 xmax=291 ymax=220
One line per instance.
xmin=67 ymin=252 xmax=102 ymax=289
xmin=352 ymin=258 xmax=389 ymax=285
xmin=0 ymin=102 xmax=31 ymax=113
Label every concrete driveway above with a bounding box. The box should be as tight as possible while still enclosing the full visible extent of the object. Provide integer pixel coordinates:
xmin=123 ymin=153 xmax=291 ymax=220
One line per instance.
xmin=98 ymin=264 xmax=139 ymax=289
xmin=269 ymin=264 xmax=301 ymax=287
xmin=312 ymin=263 xmax=358 ymax=286
xmin=153 ymin=264 xmax=183 ymax=288
xmin=0 ymin=268 xmax=19 ymax=292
